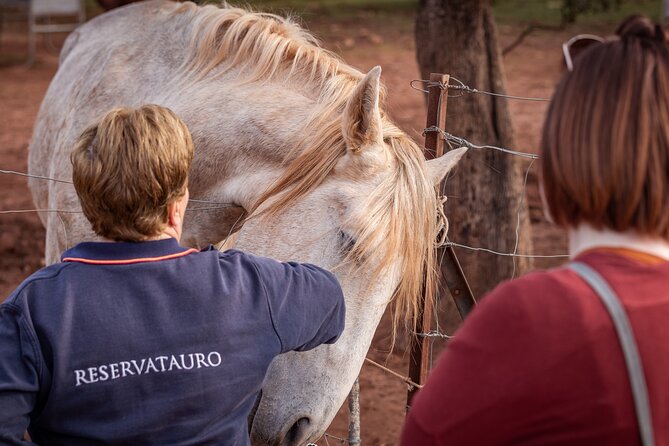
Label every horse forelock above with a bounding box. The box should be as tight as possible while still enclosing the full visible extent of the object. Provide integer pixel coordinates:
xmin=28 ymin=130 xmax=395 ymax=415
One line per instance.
xmin=361 ymin=127 xmax=438 ymax=340
xmin=172 ymin=2 xmax=437 ymax=336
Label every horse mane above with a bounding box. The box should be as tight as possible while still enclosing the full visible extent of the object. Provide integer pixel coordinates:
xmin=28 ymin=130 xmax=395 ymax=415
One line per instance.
xmin=171 ymin=2 xmax=439 ymax=335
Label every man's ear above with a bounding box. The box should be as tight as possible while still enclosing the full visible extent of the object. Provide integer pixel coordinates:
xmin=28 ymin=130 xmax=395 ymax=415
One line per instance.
xmin=167 ymin=200 xmax=181 ymax=228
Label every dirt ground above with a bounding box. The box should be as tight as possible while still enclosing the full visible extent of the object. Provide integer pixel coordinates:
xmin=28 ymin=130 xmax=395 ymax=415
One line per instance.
xmin=0 ymin=8 xmax=610 ymax=444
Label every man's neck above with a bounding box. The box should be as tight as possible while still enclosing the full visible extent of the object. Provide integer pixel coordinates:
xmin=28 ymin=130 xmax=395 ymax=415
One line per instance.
xmin=149 ymin=232 xmax=179 ymax=242
xmin=569 ymin=224 xmax=669 ymax=260
xmin=102 ymin=231 xmax=180 ymax=244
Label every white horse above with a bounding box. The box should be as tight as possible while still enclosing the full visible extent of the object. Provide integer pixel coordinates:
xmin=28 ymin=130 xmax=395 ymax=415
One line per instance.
xmin=28 ymin=1 xmax=467 ymax=444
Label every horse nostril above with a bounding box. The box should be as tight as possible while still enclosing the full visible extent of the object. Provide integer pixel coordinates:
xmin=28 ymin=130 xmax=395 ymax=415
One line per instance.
xmin=284 ymin=417 xmax=311 ymax=445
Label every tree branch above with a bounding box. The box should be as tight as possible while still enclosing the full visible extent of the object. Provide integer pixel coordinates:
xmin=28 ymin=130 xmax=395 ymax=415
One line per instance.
xmin=502 ymin=22 xmax=565 ymax=56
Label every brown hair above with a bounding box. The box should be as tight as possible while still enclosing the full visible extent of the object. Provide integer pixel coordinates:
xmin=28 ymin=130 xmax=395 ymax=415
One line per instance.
xmin=541 ymin=16 xmax=669 ymax=237
xmin=71 ymin=105 xmax=194 ymax=241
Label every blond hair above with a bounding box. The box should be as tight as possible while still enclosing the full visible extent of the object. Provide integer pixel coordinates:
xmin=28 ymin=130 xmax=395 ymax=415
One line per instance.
xmin=71 ymin=105 xmax=194 ymax=241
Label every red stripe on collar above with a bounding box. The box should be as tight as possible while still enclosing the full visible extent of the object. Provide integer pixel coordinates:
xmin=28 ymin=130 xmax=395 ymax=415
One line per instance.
xmin=63 ymin=248 xmax=199 ymax=265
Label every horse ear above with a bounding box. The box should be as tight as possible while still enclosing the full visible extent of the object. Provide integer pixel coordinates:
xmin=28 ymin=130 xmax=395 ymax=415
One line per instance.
xmin=426 ymin=147 xmax=468 ymax=185
xmin=342 ymin=66 xmax=383 ymax=152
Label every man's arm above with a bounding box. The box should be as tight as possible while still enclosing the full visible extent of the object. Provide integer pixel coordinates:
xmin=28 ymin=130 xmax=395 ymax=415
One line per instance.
xmin=249 ymin=255 xmax=345 ymax=353
xmin=0 ymin=304 xmax=40 ymax=445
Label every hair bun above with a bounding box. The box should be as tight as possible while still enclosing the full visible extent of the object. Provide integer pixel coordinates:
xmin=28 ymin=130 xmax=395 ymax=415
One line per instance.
xmin=616 ymin=15 xmax=666 ymax=43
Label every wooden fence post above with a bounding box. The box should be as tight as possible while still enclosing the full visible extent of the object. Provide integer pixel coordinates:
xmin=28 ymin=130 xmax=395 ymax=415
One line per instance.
xmin=406 ymin=73 xmax=476 ymax=408
xmin=348 ymin=377 xmax=361 ymax=445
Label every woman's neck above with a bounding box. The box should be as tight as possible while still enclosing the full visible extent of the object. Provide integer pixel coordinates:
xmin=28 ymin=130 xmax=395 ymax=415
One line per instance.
xmin=569 ymin=224 xmax=669 ymax=260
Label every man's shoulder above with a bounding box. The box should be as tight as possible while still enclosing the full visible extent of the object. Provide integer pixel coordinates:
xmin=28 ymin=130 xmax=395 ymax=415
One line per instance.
xmin=3 ymin=262 xmax=75 ymax=307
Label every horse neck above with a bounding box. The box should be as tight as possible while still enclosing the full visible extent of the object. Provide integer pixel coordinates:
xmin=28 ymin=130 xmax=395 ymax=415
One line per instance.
xmin=175 ymin=76 xmax=330 ymax=205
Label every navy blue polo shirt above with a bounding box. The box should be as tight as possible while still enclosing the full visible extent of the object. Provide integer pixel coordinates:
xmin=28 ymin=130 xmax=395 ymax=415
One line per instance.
xmin=0 ymin=238 xmax=345 ymax=445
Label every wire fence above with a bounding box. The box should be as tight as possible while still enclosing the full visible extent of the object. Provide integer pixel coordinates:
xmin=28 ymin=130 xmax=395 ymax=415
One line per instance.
xmin=407 ymin=76 xmax=568 ymax=352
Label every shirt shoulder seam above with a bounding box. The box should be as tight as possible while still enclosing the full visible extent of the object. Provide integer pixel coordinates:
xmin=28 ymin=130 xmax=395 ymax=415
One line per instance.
xmin=8 ymin=262 xmax=77 ymax=302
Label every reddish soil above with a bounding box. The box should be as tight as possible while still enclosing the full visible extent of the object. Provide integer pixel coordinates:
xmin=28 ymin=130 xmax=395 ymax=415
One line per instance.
xmin=0 ymin=11 xmax=609 ymax=445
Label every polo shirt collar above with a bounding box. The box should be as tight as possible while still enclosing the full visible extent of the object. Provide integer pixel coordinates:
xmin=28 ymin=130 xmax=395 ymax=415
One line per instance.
xmin=61 ymin=238 xmax=198 ymax=265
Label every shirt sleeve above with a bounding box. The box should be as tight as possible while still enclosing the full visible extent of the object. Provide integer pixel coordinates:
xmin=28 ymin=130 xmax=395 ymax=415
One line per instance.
xmin=249 ymin=255 xmax=345 ymax=353
xmin=0 ymin=303 xmax=40 ymax=445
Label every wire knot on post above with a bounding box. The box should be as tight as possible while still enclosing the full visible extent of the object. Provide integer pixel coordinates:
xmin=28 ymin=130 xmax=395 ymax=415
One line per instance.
xmin=411 ymin=77 xmax=550 ymax=101
xmin=410 ymin=79 xmax=446 ymax=93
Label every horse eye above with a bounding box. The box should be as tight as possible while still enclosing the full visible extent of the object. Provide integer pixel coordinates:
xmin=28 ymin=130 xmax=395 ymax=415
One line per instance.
xmin=338 ymin=231 xmax=356 ymax=253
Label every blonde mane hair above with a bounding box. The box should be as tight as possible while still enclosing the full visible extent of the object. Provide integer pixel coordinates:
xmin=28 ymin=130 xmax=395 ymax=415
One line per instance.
xmin=172 ymin=2 xmax=439 ymax=334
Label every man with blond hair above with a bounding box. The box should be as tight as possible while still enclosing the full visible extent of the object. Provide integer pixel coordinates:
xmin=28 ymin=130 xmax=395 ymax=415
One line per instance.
xmin=0 ymin=105 xmax=345 ymax=445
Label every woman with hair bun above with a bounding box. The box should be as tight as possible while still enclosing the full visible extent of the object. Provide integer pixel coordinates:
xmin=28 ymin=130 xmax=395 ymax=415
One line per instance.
xmin=401 ymin=16 xmax=669 ymax=446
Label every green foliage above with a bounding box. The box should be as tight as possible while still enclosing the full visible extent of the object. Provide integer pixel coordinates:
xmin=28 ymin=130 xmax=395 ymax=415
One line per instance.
xmin=492 ymin=0 xmax=663 ymax=26
xmin=562 ymin=0 xmax=622 ymax=24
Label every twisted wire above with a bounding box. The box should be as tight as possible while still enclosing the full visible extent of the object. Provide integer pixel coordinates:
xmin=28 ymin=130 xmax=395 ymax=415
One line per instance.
xmin=411 ymin=77 xmax=551 ymax=102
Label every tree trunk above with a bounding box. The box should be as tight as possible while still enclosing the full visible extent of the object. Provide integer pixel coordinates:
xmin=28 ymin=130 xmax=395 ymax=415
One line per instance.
xmin=415 ymin=0 xmax=533 ymax=298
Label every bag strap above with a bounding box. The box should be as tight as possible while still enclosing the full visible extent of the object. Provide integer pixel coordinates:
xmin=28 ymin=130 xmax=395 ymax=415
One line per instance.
xmin=569 ymin=262 xmax=655 ymax=446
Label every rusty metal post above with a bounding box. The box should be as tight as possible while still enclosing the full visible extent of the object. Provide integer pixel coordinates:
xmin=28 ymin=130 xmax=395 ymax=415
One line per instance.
xmin=406 ymin=73 xmax=476 ymax=408
xmin=423 ymin=73 xmax=449 ymax=160
xmin=348 ymin=377 xmax=361 ymax=445
xmin=443 ymin=245 xmax=476 ymax=318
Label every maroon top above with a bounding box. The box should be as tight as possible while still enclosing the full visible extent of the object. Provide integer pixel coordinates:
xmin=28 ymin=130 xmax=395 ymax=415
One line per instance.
xmin=401 ymin=250 xmax=669 ymax=446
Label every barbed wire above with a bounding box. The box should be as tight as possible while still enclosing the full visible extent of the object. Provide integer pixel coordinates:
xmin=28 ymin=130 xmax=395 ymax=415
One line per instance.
xmin=410 ymin=77 xmax=551 ymax=102
xmin=306 ymin=432 xmax=350 ymax=446
xmin=0 ymin=168 xmax=236 ymax=207
xmin=0 ymin=209 xmax=567 ymax=257
xmin=324 ymin=433 xmax=349 ymax=445
xmin=364 ymin=357 xmax=422 ymax=390
xmin=0 ymin=208 xmax=80 ymax=214
xmin=415 ymin=330 xmax=453 ymax=340
xmin=446 ymin=241 xmax=568 ymax=258
xmin=188 ymin=198 xmax=235 ymax=205
xmin=428 ymin=135 xmax=567 ymax=258
xmin=424 ymin=126 xmax=540 ymax=160
xmin=0 ymin=207 xmax=236 ymax=215
xmin=0 ymin=166 xmax=567 ymax=257
xmin=0 ymin=169 xmax=72 ymax=184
